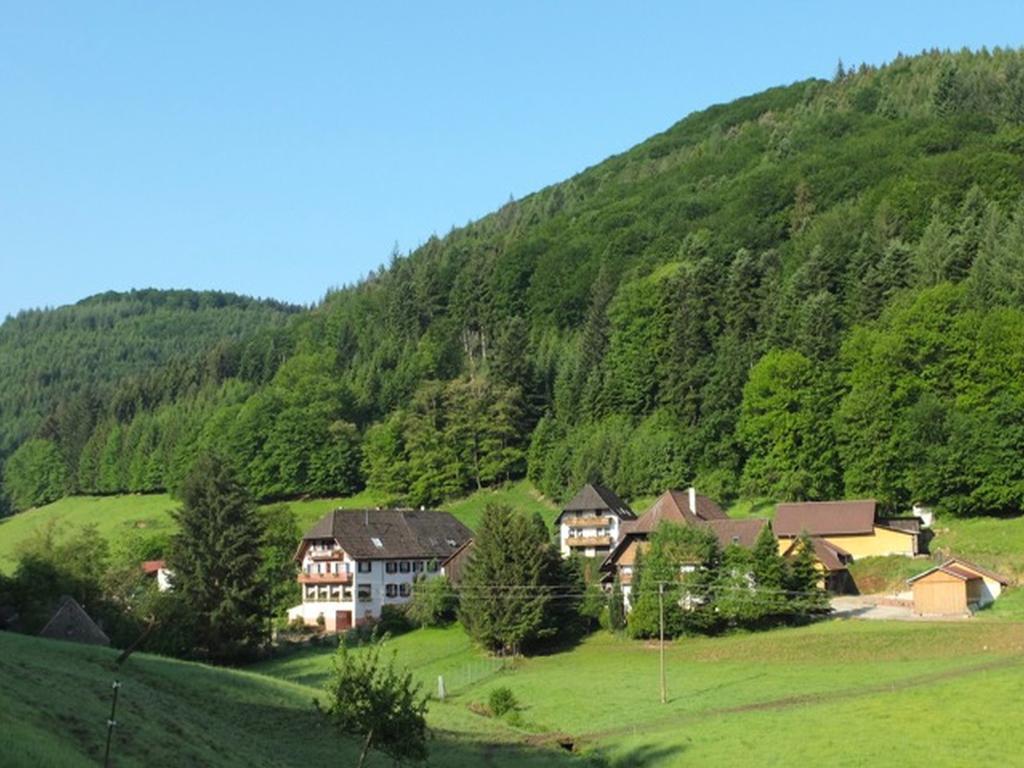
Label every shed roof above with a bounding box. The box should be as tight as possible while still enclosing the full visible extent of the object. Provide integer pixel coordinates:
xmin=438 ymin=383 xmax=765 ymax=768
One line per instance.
xmin=301 ymin=509 xmax=472 ymax=560
xmin=774 ymin=499 xmax=878 ymax=537
xmin=907 ymin=557 xmax=1010 ymax=586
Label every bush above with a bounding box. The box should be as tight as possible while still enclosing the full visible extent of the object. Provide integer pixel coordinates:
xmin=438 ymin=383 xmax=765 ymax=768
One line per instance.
xmin=488 ymin=686 xmax=518 ymax=717
xmin=375 ymin=604 xmax=415 ymax=638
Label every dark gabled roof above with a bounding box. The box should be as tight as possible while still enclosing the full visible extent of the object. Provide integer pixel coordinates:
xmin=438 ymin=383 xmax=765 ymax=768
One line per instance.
xmin=774 ymin=499 xmax=878 ymax=537
xmin=877 ymin=517 xmax=922 ymax=534
xmin=706 ymin=518 xmax=768 ymax=549
xmin=38 ymin=596 xmax=110 ymax=646
xmin=301 ymin=509 xmax=472 ymax=560
xmin=907 ymin=557 xmax=1010 ymax=586
xmin=558 ymin=483 xmax=635 ymax=522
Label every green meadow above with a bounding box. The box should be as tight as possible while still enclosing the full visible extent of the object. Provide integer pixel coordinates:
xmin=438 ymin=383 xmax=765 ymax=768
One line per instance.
xmin=0 ymin=481 xmax=555 ymax=573
xmin=6 ymin=617 xmax=1024 ymax=767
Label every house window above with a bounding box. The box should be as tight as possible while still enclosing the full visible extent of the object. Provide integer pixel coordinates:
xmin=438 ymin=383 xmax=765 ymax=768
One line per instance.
xmin=399 ymin=583 xmax=411 ymax=597
xmin=427 ymin=560 xmax=439 ymax=573
xmin=399 ymin=561 xmax=411 ymax=573
xmin=358 ymin=585 xmax=372 ymax=602
xmin=386 ymin=561 xmax=398 ymax=574
xmin=413 ymin=561 xmax=424 ymax=573
xmin=371 ymin=537 xmax=384 ymax=549
xmin=385 ymin=584 xmax=398 ymax=598
xmin=342 ymin=586 xmax=352 ymax=600
xmin=358 ymin=561 xmax=372 ymax=573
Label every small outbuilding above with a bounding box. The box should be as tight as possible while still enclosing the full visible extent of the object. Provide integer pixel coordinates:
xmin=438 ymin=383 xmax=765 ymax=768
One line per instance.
xmin=38 ymin=596 xmax=110 ymax=646
xmin=907 ymin=558 xmax=1009 ymax=616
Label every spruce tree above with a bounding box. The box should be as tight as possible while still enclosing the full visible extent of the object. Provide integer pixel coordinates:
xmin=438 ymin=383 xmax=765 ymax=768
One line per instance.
xmin=167 ymin=454 xmax=268 ymax=663
xmin=785 ymin=532 xmax=830 ymax=622
xmin=750 ymin=523 xmax=787 ymax=623
xmin=458 ymin=505 xmax=571 ymax=654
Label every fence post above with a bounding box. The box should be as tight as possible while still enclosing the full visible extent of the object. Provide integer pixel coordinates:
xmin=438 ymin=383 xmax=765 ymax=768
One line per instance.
xmin=103 ymin=680 xmax=121 ymax=768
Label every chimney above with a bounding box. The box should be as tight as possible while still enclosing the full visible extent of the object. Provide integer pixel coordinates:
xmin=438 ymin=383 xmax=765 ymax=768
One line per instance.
xmin=688 ymin=486 xmax=697 ymax=514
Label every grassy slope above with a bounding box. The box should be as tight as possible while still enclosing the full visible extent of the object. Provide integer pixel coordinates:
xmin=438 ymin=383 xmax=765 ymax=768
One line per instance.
xmin=256 ymin=620 xmax=1024 ymax=767
xmin=0 ymin=481 xmax=556 ymax=573
xmin=0 ymin=630 xmax=578 ymax=768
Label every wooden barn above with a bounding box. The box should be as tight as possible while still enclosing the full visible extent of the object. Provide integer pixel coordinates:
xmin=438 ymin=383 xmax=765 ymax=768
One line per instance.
xmin=907 ymin=558 xmax=1009 ymax=616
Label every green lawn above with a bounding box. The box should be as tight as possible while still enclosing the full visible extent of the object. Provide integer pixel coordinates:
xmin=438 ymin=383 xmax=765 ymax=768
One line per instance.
xmin=0 ymin=481 xmax=556 ymax=574
xmin=0 ymin=494 xmax=179 ymax=572
xmin=930 ymin=514 xmax=1024 ymax=579
xmin=445 ymin=480 xmax=557 ymax=531
xmin=255 ymin=619 xmax=1024 ymax=766
xmin=0 ymin=630 xmax=579 ymax=768
xmin=7 ymin=613 xmax=1024 ymax=766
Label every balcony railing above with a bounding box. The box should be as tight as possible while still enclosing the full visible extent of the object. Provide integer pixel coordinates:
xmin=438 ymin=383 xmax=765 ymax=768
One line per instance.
xmin=564 ymin=517 xmax=613 ymax=529
xmin=299 ymin=572 xmax=352 ymax=584
xmin=566 ymin=535 xmax=612 ymax=547
xmin=308 ymin=549 xmax=344 ymax=561
xmin=303 ymin=594 xmax=352 ymax=603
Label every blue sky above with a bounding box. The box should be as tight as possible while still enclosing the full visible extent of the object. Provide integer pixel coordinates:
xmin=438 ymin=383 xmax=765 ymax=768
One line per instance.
xmin=2 ymin=2 xmax=1023 ymax=319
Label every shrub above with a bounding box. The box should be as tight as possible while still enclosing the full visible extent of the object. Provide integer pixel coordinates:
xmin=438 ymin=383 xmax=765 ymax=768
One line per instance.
xmin=488 ymin=686 xmax=518 ymax=717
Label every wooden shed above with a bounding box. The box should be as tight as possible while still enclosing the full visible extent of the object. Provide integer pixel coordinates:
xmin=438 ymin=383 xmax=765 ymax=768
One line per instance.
xmin=908 ymin=558 xmax=1009 ymax=616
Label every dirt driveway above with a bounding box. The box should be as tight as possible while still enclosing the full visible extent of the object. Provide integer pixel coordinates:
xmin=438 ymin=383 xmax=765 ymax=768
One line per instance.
xmin=830 ymin=594 xmax=923 ymax=620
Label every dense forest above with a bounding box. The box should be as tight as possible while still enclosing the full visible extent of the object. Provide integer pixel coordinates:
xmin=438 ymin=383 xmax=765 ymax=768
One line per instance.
xmin=5 ymin=48 xmax=1024 ymax=518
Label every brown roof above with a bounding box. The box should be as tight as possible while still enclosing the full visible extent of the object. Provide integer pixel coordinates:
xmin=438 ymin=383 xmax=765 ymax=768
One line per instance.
xmin=141 ymin=559 xmax=166 ymax=575
xmin=601 ymin=514 xmax=765 ymax=574
xmin=440 ymin=540 xmax=474 ymax=586
xmin=705 ymin=518 xmax=768 ymax=549
xmin=630 ymin=489 xmax=726 ymax=533
xmin=781 ymin=537 xmax=851 ymax=572
xmin=38 ymin=596 xmax=110 ymax=646
xmin=774 ymin=499 xmax=878 ymax=537
xmin=301 ymin=509 xmax=472 ymax=560
xmin=908 ymin=557 xmax=1010 ymax=586
xmin=558 ymin=483 xmax=635 ymax=521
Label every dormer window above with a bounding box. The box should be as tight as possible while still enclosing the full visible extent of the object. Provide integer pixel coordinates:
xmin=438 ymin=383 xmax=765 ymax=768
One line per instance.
xmin=371 ymin=537 xmax=383 ymax=549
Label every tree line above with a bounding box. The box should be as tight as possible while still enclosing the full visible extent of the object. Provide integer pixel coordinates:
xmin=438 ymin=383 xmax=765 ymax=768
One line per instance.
xmin=6 ymin=50 xmax=1024 ymax=517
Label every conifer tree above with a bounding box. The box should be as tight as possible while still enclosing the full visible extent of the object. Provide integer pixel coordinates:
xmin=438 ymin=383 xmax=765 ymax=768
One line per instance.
xmin=167 ymin=453 xmax=268 ymax=663
xmin=458 ymin=505 xmax=571 ymax=654
xmin=785 ymin=532 xmax=830 ymax=621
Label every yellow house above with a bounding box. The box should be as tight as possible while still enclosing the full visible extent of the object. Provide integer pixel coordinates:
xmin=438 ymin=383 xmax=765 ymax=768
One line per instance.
xmin=774 ymin=499 xmax=921 ymax=560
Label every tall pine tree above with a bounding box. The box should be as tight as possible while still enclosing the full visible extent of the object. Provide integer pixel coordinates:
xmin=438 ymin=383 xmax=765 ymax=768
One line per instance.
xmin=167 ymin=454 xmax=268 ymax=663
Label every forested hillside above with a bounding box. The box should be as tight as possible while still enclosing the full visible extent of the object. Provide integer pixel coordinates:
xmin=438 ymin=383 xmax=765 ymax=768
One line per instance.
xmin=6 ymin=48 xmax=1024 ymax=518
xmin=0 ymin=290 xmax=299 ymax=511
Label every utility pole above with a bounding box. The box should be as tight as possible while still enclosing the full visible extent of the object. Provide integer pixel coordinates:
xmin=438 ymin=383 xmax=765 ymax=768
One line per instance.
xmin=103 ymin=680 xmax=121 ymax=768
xmin=659 ymin=582 xmax=667 ymax=704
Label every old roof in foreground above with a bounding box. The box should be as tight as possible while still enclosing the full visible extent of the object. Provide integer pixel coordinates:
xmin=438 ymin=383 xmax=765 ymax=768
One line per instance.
xmin=774 ymin=499 xmax=878 ymax=537
xmin=302 ymin=509 xmax=473 ymax=560
xmin=38 ymin=596 xmax=110 ymax=646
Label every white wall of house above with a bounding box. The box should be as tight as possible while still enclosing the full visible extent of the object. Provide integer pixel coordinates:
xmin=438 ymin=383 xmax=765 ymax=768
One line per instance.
xmin=288 ymin=541 xmax=443 ymax=631
xmin=155 ymin=568 xmax=173 ymax=592
xmin=559 ymin=515 xmax=621 ymax=558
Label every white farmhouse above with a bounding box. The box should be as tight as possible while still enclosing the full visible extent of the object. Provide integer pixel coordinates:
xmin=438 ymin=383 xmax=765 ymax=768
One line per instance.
xmin=556 ymin=483 xmax=636 ymax=559
xmin=287 ymin=509 xmax=471 ymax=632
